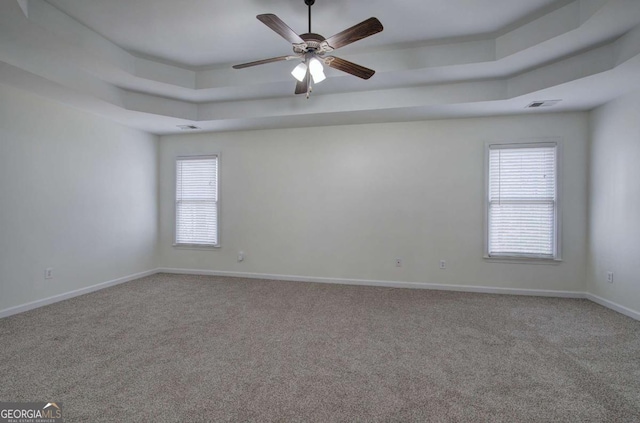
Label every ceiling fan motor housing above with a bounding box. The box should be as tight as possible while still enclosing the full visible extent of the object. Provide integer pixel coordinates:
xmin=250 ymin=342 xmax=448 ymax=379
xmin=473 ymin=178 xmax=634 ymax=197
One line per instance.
xmin=294 ymin=33 xmax=327 ymax=54
xmin=304 ymin=0 xmax=315 ymax=5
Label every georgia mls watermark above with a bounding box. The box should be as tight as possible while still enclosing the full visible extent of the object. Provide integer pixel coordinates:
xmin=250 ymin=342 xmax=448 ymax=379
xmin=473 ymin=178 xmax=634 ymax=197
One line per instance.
xmin=0 ymin=402 xmax=63 ymax=423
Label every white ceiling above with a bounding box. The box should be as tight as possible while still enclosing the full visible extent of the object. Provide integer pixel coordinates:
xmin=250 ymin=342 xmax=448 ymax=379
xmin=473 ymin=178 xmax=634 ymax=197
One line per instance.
xmin=1 ymin=0 xmax=640 ymax=134
xmin=46 ymin=0 xmax=563 ymax=66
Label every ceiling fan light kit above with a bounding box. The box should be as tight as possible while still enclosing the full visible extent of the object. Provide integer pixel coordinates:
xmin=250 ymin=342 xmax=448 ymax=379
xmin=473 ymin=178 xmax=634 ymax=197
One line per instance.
xmin=233 ymin=0 xmax=383 ymax=98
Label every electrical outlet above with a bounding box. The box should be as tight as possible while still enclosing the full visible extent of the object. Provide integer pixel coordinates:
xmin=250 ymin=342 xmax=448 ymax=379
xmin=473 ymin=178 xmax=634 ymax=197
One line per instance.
xmin=238 ymin=251 xmax=245 ymax=262
xmin=395 ymin=258 xmax=402 ymax=267
xmin=607 ymin=271 xmax=614 ymax=284
xmin=45 ymin=268 xmax=54 ymax=280
xmin=439 ymin=260 xmax=446 ymax=270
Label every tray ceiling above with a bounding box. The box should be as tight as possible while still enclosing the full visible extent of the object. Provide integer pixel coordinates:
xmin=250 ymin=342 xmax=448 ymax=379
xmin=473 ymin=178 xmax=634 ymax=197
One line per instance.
xmin=1 ymin=0 xmax=640 ymax=134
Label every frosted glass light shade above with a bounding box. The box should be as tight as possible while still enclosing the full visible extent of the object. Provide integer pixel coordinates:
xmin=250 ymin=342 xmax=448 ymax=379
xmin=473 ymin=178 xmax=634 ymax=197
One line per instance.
xmin=291 ymin=63 xmax=308 ymax=82
xmin=309 ymin=57 xmax=323 ymax=74
xmin=308 ymin=58 xmax=326 ymax=84
xmin=312 ymin=70 xmax=326 ymax=83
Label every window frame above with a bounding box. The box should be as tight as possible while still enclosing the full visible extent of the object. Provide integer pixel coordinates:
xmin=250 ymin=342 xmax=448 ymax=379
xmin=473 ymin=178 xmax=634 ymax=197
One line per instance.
xmin=173 ymin=154 xmax=221 ymax=249
xmin=483 ymin=139 xmax=562 ymax=263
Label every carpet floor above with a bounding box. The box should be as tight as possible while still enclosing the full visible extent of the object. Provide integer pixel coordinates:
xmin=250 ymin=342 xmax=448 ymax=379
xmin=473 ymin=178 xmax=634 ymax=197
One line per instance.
xmin=1 ymin=273 xmax=639 ymax=422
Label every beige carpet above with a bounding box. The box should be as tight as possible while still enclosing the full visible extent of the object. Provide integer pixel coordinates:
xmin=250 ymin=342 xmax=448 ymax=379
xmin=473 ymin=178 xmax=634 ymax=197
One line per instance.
xmin=1 ymin=273 xmax=639 ymax=422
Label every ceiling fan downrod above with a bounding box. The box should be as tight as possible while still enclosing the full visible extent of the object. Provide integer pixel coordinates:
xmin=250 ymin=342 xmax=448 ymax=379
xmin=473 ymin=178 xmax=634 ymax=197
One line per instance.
xmin=305 ymin=0 xmax=314 ymax=33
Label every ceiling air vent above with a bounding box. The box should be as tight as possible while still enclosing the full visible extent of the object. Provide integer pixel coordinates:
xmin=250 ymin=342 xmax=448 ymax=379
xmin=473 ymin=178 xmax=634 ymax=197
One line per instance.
xmin=177 ymin=124 xmax=201 ymax=130
xmin=526 ymin=100 xmax=561 ymax=108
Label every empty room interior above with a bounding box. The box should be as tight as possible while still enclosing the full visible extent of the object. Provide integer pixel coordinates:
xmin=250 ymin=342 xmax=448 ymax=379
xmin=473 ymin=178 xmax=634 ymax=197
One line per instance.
xmin=1 ymin=0 xmax=640 ymax=421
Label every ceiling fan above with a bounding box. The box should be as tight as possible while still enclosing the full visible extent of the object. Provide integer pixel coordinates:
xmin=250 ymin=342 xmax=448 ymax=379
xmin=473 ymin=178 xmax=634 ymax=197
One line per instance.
xmin=232 ymin=0 xmax=383 ymax=98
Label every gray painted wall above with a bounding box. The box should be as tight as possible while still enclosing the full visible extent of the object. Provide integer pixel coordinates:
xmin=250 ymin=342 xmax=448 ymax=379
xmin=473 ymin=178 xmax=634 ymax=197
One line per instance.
xmin=588 ymin=91 xmax=640 ymax=312
xmin=159 ymin=114 xmax=589 ymax=293
xmin=0 ymin=84 xmax=158 ymax=312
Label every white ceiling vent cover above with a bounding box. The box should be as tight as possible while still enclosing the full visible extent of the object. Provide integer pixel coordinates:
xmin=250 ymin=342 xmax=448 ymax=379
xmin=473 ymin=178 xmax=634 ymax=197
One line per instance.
xmin=526 ymin=100 xmax=562 ymax=108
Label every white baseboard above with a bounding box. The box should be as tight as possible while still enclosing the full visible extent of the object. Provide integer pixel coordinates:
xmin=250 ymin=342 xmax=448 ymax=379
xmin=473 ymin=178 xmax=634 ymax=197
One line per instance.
xmin=585 ymin=293 xmax=640 ymax=321
xmin=0 ymin=269 xmax=159 ymax=319
xmin=4 ymin=268 xmax=637 ymax=322
xmin=157 ymin=268 xmax=586 ymax=299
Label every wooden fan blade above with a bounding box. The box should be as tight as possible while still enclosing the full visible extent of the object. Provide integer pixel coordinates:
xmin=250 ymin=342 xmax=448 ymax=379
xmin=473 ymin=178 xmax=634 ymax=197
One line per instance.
xmin=232 ymin=56 xmax=291 ymax=69
xmin=326 ymin=56 xmax=375 ymax=80
xmin=295 ymin=71 xmax=310 ymax=95
xmin=324 ymin=17 xmax=383 ymax=50
xmin=257 ymin=14 xmax=305 ymax=45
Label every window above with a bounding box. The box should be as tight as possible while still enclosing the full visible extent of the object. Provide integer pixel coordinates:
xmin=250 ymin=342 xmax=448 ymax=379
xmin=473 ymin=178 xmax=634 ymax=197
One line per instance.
xmin=486 ymin=142 xmax=558 ymax=259
xmin=175 ymin=155 xmax=219 ymax=247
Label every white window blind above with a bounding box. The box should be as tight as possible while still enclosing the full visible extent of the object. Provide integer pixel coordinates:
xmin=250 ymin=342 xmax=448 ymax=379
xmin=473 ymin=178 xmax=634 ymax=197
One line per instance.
xmin=488 ymin=144 xmax=557 ymax=258
xmin=175 ymin=156 xmax=218 ymax=246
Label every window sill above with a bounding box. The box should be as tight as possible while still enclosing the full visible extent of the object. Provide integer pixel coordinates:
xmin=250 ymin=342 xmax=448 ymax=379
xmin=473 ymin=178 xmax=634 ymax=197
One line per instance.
xmin=483 ymin=255 xmax=562 ymax=265
xmin=173 ymin=244 xmax=220 ymax=250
